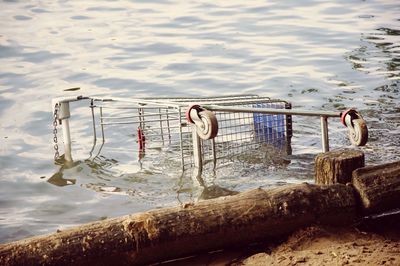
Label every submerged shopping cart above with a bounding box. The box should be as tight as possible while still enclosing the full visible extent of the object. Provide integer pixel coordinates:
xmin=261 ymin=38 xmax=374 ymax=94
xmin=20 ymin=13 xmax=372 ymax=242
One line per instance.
xmin=51 ymin=94 xmax=368 ymax=177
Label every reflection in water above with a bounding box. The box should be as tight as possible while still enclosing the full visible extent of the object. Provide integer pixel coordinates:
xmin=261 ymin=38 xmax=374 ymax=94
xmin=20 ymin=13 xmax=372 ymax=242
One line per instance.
xmin=47 ymin=155 xmax=78 ymax=186
xmin=47 ymin=172 xmax=76 ymax=187
xmin=48 ymin=155 xmax=118 ymax=189
xmin=48 ymin=119 xmax=304 ymax=204
xmin=199 ymin=185 xmax=239 ymax=200
xmin=184 ymin=164 xmax=239 ymax=201
xmin=177 ymin=142 xmax=292 ymax=201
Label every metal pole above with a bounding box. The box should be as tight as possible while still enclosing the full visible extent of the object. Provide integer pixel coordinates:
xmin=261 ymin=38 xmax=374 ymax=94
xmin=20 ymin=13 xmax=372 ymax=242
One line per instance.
xmin=159 ymin=108 xmax=164 ymax=145
xmin=57 ymin=101 xmax=73 ymax=162
xmin=192 ymin=127 xmax=203 ymax=175
xmin=321 ymin=116 xmax=329 ymax=152
xmin=211 ymin=138 xmax=216 ymax=170
xmin=88 ymin=100 xmax=97 ymax=158
xmin=62 ymin=118 xmax=73 ymax=161
xmin=178 ymin=108 xmax=185 ymax=169
xmin=204 ymin=105 xmax=340 ymax=118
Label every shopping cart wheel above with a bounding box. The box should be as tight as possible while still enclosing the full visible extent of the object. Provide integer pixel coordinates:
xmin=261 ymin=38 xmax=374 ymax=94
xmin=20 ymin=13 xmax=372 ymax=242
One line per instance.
xmin=349 ymin=118 xmax=368 ymax=146
xmin=342 ymin=109 xmax=368 ymax=146
xmin=196 ymin=110 xmax=218 ymax=140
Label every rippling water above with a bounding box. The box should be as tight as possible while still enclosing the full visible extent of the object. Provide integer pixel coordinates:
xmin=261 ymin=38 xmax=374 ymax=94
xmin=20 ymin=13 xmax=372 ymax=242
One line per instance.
xmin=0 ymin=0 xmax=399 ymax=243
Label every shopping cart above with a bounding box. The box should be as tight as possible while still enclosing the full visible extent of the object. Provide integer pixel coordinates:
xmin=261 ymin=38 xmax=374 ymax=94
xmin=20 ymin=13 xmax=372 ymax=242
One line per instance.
xmin=51 ymin=94 xmax=368 ymax=177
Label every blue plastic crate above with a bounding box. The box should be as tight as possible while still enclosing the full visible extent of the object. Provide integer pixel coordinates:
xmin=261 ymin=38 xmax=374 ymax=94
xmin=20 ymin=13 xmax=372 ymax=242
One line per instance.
xmin=253 ymin=102 xmax=287 ymax=143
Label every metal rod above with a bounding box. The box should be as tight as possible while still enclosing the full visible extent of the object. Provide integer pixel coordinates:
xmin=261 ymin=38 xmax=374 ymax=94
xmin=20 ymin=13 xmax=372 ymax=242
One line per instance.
xmin=139 ymin=108 xmax=145 ymax=129
xmin=97 ymin=106 xmax=174 ymax=110
xmin=204 ymin=105 xmax=341 ymax=118
xmin=88 ymin=101 xmax=97 ymax=159
xmin=92 ymin=107 xmax=106 ymax=160
xmin=100 ymin=121 xmax=181 ymax=126
xmin=93 ymin=95 xmax=279 ymax=110
xmin=211 ymin=138 xmax=217 ymax=170
xmin=166 ymin=109 xmax=171 ymax=144
xmin=55 ymin=95 xmax=89 ymax=103
xmin=61 ymin=119 xmax=73 ymax=162
xmin=100 ymin=107 xmax=105 ymax=143
xmin=321 ymin=116 xmax=329 ymax=152
xmin=178 ymin=108 xmax=185 ymax=169
xmin=56 ymin=101 xmax=74 ymax=162
xmin=138 ymin=94 xmax=260 ymax=101
xmin=191 ymin=127 xmax=203 ymax=174
xmin=159 ymin=108 xmax=164 ymax=145
xmin=100 ymin=115 xmax=180 ymax=120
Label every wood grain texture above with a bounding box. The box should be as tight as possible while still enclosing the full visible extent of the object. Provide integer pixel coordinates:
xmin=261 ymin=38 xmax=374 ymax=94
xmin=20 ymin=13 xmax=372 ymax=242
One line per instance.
xmin=315 ymin=149 xmax=364 ymax=185
xmin=352 ymin=160 xmax=400 ymax=214
xmin=0 ymin=183 xmax=356 ymax=266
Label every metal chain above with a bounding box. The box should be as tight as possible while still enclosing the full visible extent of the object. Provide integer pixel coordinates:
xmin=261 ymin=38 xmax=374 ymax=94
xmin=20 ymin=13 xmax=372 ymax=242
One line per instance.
xmin=53 ymin=104 xmax=60 ymax=160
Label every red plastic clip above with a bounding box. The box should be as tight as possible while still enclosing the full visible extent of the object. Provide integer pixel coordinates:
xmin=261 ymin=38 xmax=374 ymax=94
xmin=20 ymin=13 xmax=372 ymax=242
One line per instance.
xmin=340 ymin=109 xmax=355 ymax=126
xmin=138 ymin=127 xmax=145 ymax=151
xmin=186 ymin=104 xmax=202 ymax=124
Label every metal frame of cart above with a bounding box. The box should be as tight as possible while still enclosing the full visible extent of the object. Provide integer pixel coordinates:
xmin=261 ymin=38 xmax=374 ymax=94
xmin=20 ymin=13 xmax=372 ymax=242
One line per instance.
xmin=51 ymin=94 xmax=368 ymax=175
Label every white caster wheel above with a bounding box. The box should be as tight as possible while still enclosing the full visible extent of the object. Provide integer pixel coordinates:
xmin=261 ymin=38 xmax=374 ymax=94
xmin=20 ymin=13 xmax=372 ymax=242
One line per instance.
xmin=196 ymin=110 xmax=218 ymax=140
xmin=349 ymin=118 xmax=368 ymax=146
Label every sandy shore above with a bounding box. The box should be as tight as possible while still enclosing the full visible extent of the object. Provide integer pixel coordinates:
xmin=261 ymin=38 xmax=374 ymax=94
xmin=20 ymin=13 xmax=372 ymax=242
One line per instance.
xmin=237 ymin=225 xmax=400 ymax=266
xmin=162 ymin=214 xmax=400 ymax=266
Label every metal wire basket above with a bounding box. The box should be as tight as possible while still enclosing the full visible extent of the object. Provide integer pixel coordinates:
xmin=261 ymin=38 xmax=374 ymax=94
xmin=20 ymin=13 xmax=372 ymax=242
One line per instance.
xmin=51 ymin=94 xmax=367 ymax=177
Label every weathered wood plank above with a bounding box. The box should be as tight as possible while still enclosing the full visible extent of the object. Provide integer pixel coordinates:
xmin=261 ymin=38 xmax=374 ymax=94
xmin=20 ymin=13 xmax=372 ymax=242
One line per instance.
xmin=0 ymin=183 xmax=356 ymax=266
xmin=352 ymin=160 xmax=400 ymax=214
xmin=315 ymin=149 xmax=364 ymax=185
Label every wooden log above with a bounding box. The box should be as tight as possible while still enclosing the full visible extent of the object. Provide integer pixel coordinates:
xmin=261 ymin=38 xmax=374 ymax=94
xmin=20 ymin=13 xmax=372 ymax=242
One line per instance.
xmin=0 ymin=183 xmax=357 ymax=266
xmin=315 ymin=149 xmax=364 ymax=185
xmin=352 ymin=160 xmax=400 ymax=214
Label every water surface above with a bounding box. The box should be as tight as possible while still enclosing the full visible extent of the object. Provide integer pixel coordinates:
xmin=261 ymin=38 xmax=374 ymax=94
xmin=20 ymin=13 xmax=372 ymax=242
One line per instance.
xmin=0 ymin=0 xmax=399 ymax=243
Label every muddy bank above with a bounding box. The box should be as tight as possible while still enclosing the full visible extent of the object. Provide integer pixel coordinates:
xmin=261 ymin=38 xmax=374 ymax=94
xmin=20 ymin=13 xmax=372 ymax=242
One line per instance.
xmin=162 ymin=213 xmax=400 ymax=266
xmin=238 ymin=225 xmax=399 ymax=266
